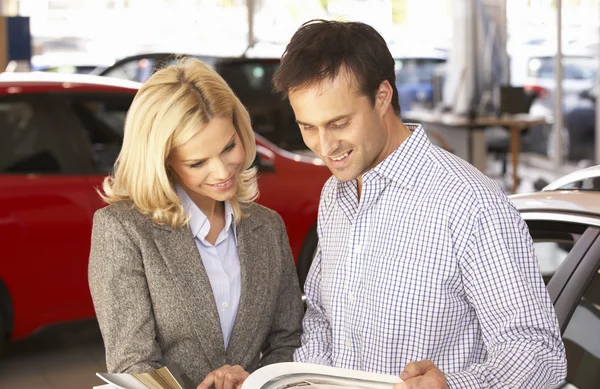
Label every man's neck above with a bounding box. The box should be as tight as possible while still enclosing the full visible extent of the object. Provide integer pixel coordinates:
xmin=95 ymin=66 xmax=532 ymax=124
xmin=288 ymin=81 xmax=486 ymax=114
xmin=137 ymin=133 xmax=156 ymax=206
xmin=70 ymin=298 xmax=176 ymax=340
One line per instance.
xmin=356 ymin=116 xmax=412 ymax=201
xmin=384 ymin=114 xmax=413 ymax=154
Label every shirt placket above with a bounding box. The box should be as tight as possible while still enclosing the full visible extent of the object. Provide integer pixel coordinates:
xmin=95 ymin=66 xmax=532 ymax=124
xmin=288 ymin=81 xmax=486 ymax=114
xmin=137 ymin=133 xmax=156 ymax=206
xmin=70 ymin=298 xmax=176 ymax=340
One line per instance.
xmin=341 ymin=180 xmax=376 ymax=369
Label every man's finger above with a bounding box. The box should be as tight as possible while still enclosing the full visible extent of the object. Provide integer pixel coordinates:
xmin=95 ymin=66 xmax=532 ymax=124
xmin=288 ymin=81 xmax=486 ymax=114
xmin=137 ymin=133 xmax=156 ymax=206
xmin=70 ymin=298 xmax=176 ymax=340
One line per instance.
xmin=400 ymin=360 xmax=435 ymax=380
xmin=393 ymin=382 xmax=407 ymax=389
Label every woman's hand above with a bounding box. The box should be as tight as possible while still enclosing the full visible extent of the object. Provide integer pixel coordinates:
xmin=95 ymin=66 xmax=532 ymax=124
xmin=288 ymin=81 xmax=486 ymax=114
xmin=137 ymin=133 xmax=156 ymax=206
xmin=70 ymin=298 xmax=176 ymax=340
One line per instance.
xmin=197 ymin=365 xmax=250 ymax=389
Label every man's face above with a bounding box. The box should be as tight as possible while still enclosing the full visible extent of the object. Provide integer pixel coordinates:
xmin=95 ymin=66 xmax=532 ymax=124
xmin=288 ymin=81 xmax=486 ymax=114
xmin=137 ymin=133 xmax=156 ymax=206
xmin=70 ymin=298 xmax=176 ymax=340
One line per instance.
xmin=288 ymin=71 xmax=389 ymax=182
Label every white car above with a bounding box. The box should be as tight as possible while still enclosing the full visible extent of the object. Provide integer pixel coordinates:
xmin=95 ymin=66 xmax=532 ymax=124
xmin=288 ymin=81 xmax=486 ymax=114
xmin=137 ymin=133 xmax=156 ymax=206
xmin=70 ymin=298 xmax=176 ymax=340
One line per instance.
xmin=510 ymin=166 xmax=600 ymax=388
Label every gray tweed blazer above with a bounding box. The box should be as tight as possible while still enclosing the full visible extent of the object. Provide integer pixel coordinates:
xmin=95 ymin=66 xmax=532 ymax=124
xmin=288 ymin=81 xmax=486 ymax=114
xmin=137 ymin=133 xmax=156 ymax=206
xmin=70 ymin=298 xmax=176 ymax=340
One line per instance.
xmin=88 ymin=201 xmax=304 ymax=385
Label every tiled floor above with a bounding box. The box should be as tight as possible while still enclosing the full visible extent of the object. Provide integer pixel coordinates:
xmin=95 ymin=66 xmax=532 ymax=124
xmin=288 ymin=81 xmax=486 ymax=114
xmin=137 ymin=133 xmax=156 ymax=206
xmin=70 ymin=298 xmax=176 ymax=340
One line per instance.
xmin=0 ymin=153 xmax=589 ymax=389
xmin=0 ymin=319 xmax=107 ymax=389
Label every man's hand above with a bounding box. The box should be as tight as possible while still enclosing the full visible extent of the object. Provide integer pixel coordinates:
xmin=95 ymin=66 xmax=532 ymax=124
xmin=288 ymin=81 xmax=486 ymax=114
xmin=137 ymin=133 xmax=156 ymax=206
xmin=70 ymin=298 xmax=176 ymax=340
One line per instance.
xmin=393 ymin=360 xmax=449 ymax=389
xmin=197 ymin=365 xmax=250 ymax=389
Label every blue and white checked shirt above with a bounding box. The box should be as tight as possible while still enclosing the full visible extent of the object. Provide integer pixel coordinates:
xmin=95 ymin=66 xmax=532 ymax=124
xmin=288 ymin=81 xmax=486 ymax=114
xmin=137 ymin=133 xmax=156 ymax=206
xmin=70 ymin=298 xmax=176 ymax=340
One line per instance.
xmin=177 ymin=186 xmax=240 ymax=349
xmin=294 ymin=125 xmax=567 ymax=388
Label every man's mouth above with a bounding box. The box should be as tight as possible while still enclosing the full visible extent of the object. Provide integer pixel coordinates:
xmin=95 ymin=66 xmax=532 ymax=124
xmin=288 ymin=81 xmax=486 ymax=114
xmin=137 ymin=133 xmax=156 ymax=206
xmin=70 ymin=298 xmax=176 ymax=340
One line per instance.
xmin=329 ymin=150 xmax=352 ymax=162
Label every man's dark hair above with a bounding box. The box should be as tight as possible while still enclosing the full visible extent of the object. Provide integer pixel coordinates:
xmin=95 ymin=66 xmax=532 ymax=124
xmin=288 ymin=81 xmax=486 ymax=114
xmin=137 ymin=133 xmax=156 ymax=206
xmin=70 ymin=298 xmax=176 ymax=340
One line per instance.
xmin=273 ymin=19 xmax=400 ymax=115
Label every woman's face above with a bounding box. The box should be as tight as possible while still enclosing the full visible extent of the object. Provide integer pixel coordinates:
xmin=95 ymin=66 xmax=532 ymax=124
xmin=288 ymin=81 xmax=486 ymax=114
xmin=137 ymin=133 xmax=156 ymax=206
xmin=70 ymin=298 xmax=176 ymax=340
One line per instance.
xmin=169 ymin=115 xmax=246 ymax=203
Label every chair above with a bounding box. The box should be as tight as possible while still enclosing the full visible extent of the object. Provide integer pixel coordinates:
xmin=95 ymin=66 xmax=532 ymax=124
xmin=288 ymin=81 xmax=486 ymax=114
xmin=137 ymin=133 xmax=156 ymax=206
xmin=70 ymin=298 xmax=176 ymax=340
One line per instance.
xmin=487 ymin=86 xmax=537 ymax=178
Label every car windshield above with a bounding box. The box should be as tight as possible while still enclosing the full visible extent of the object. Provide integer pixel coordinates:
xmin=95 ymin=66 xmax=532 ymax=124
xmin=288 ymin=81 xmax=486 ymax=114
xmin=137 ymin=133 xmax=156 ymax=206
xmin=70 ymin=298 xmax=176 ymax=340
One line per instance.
xmin=528 ymin=56 xmax=596 ymax=80
xmin=394 ymin=58 xmax=445 ymax=84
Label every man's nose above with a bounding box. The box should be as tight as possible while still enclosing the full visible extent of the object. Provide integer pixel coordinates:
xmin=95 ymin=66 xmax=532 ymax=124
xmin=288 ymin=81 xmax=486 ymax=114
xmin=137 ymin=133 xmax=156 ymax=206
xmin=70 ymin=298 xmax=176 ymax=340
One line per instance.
xmin=319 ymin=129 xmax=339 ymax=157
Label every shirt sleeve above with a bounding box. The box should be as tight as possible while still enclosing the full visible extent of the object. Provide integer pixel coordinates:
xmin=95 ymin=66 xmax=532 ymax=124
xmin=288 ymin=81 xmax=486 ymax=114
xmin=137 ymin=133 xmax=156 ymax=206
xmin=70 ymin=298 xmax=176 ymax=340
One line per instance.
xmin=446 ymin=200 xmax=567 ymax=388
xmin=293 ymin=243 xmax=333 ymax=366
xmin=294 ymin=178 xmax=337 ymax=365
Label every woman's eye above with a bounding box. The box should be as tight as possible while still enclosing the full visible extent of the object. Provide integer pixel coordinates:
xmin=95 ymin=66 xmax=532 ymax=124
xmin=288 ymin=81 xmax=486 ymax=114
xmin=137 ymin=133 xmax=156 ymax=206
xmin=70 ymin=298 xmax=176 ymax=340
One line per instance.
xmin=224 ymin=141 xmax=236 ymax=152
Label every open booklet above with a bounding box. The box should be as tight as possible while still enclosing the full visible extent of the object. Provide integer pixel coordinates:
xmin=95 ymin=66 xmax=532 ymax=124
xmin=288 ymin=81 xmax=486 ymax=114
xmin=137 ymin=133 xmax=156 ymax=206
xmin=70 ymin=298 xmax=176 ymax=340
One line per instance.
xmin=96 ymin=364 xmax=196 ymax=389
xmin=96 ymin=362 xmax=402 ymax=389
xmin=241 ymin=362 xmax=402 ymax=389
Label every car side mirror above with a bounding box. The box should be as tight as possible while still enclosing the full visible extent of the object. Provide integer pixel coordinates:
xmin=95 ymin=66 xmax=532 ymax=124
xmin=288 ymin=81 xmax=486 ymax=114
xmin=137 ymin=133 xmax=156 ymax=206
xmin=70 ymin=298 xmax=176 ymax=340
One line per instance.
xmin=253 ymin=145 xmax=276 ymax=173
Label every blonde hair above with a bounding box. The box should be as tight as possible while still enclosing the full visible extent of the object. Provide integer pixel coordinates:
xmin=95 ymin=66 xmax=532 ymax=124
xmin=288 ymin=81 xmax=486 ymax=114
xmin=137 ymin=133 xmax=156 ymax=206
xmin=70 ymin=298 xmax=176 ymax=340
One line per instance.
xmin=100 ymin=57 xmax=258 ymax=227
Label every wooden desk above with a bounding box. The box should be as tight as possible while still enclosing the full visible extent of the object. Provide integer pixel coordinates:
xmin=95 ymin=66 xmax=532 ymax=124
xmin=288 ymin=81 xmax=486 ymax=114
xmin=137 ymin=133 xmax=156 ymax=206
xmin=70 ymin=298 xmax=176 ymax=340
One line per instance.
xmin=403 ymin=110 xmax=547 ymax=193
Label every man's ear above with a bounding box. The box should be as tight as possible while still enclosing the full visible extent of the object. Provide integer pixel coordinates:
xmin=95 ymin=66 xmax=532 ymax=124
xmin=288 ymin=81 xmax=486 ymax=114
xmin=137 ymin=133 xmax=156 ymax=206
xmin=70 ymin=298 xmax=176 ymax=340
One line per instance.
xmin=375 ymin=80 xmax=393 ymax=117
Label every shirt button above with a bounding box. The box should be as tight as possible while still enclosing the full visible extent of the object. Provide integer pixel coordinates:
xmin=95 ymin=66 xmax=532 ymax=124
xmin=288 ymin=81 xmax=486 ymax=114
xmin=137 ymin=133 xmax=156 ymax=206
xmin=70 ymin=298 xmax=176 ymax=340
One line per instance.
xmin=355 ymin=245 xmax=362 ymax=254
xmin=346 ymin=340 xmax=351 ymax=349
xmin=348 ymin=293 xmax=355 ymax=302
xmin=222 ymin=302 xmax=229 ymax=309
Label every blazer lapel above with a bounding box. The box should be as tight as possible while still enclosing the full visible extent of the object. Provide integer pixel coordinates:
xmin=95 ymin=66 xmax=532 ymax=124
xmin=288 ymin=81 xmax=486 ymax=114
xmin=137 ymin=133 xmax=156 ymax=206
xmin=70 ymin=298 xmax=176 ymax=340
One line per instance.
xmin=226 ymin=214 xmax=271 ymax=362
xmin=152 ymin=224 xmax=226 ymax=369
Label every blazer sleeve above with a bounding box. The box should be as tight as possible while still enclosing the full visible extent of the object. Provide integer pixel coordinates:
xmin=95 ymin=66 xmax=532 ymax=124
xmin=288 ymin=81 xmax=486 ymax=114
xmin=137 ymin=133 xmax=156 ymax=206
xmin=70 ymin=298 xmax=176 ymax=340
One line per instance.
xmin=259 ymin=214 xmax=304 ymax=366
xmin=88 ymin=208 xmax=164 ymax=374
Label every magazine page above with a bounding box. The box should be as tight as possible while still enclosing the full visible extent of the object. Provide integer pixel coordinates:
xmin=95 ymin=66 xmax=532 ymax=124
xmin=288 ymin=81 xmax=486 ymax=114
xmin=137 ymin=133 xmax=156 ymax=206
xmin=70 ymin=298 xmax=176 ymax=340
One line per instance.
xmin=242 ymin=363 xmax=402 ymax=389
xmin=96 ymin=372 xmax=150 ymax=389
xmin=96 ymin=364 xmax=193 ymax=389
xmin=133 ymin=365 xmax=197 ymax=389
xmin=133 ymin=367 xmax=183 ymax=389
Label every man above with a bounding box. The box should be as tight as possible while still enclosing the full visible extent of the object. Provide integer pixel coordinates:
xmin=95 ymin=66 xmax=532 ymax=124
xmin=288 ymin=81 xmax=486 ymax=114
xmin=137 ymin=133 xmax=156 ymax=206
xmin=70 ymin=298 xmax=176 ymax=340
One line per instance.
xmin=273 ymin=19 xmax=566 ymax=389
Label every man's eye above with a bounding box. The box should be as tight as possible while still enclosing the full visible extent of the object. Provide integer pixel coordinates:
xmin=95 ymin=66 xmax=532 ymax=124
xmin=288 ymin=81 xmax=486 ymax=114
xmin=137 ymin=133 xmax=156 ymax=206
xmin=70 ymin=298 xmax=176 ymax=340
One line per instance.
xmin=332 ymin=122 xmax=348 ymax=129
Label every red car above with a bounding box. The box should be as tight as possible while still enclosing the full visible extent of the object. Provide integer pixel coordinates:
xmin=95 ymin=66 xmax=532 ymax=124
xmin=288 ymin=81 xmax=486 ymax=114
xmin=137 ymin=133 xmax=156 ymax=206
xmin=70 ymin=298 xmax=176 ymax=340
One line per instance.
xmin=0 ymin=72 xmax=329 ymax=351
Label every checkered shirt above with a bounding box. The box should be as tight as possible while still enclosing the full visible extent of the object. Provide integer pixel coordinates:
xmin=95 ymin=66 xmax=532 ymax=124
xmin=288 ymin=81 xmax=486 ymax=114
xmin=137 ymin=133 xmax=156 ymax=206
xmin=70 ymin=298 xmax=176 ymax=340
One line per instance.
xmin=294 ymin=124 xmax=567 ymax=388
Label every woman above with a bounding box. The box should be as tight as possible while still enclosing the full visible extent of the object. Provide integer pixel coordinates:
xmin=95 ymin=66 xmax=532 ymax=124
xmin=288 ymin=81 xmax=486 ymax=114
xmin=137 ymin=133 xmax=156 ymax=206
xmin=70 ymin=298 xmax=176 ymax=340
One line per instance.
xmin=88 ymin=58 xmax=304 ymax=388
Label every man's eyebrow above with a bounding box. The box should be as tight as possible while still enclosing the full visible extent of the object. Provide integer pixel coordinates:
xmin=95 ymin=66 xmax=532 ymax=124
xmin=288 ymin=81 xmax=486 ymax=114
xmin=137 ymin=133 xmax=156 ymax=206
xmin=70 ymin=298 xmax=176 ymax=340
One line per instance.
xmin=296 ymin=115 xmax=351 ymax=127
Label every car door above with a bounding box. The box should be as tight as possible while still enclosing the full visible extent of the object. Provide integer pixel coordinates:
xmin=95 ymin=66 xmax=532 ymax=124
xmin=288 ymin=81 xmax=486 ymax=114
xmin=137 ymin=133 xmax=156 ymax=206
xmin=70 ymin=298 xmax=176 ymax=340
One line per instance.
xmin=0 ymin=93 xmax=96 ymax=340
xmin=523 ymin=214 xmax=600 ymax=388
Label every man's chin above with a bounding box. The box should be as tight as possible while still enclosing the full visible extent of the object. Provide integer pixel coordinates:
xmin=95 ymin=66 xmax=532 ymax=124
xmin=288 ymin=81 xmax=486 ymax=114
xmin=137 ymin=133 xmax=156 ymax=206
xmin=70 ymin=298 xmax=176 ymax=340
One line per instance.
xmin=330 ymin=169 xmax=359 ymax=183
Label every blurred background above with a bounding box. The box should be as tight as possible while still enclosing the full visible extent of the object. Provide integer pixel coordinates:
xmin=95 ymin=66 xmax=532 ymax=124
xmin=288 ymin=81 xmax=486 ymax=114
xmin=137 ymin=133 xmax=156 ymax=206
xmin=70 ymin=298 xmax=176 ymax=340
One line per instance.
xmin=1 ymin=0 xmax=600 ymax=388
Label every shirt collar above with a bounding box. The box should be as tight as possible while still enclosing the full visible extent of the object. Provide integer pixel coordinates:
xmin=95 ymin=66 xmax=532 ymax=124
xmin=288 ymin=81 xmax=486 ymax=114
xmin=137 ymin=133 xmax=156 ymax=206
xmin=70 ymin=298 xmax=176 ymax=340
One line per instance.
xmin=368 ymin=123 xmax=430 ymax=189
xmin=176 ymin=185 xmax=237 ymax=243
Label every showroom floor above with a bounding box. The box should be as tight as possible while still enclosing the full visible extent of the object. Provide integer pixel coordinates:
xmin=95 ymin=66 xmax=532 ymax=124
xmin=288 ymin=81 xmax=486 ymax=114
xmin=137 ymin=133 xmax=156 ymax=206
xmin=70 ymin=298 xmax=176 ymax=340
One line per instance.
xmin=0 ymin=153 xmax=588 ymax=389
xmin=0 ymin=319 xmax=107 ymax=389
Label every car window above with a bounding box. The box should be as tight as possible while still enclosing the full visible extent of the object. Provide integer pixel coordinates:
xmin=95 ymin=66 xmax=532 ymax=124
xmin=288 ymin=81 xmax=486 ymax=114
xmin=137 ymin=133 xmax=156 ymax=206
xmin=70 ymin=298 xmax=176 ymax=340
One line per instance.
xmin=39 ymin=65 xmax=99 ymax=75
xmin=534 ymin=239 xmax=574 ymax=285
xmin=218 ymin=60 xmax=306 ymax=151
xmin=553 ymin=177 xmax=600 ymax=191
xmin=560 ymin=264 xmax=600 ymax=387
xmin=535 ymin=240 xmax=573 ymax=283
xmin=527 ymin=221 xmax=587 ymax=284
xmin=0 ymin=99 xmax=69 ymax=174
xmin=218 ymin=60 xmax=279 ymax=103
xmin=103 ymin=58 xmax=159 ymax=82
xmin=103 ymin=55 xmax=218 ymax=83
xmin=394 ymin=58 xmax=445 ymax=84
xmin=70 ymin=95 xmax=132 ymax=173
xmin=528 ymin=56 xmax=596 ymax=80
